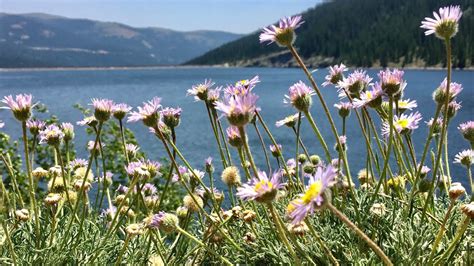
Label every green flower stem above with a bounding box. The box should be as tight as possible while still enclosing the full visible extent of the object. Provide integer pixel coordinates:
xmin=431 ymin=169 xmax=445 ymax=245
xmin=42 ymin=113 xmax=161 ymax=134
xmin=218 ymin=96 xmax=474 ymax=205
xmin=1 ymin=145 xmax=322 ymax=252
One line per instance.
xmin=238 ymin=126 xmax=259 ymax=177
xmin=404 ymin=135 xmax=418 ymax=172
xmin=55 ymin=146 xmax=72 ymax=208
xmin=176 ymin=226 xmax=233 ymax=266
xmin=212 ymin=107 xmax=233 ymax=165
xmin=363 ymin=108 xmax=391 ymax=178
xmin=443 ymin=131 xmax=451 ymax=186
xmin=0 ymin=153 xmax=24 ymax=207
xmin=48 ymin=206 xmax=59 ymax=246
xmin=205 ymin=102 xmax=228 ymax=168
xmin=288 ymin=45 xmax=352 ymax=182
xmin=434 ymin=216 xmax=471 ymax=265
xmin=1 ymin=219 xmax=17 ymax=266
xmin=253 ymin=122 xmax=271 ymax=173
xmin=0 ymin=174 xmax=11 ymax=211
xmin=303 ymin=110 xmax=331 ymax=162
xmin=114 ymin=235 xmax=131 ymax=266
xmin=156 ymin=127 xmax=177 ymax=211
xmin=371 ymin=97 xmax=395 ymax=204
xmin=97 ymin=131 xmax=109 ymax=210
xmin=326 ymin=202 xmax=393 ymax=266
xmin=237 ymin=147 xmax=251 ymax=180
xmin=156 ymin=129 xmax=243 ymax=252
xmin=291 ymin=127 xmax=310 ymax=159
xmin=267 ymin=203 xmax=300 ymax=265
xmin=428 ymin=199 xmax=455 ymax=263
xmin=420 ymin=38 xmax=453 ymax=223
xmin=21 ymin=121 xmax=40 ymax=247
xmin=30 ymin=134 xmax=37 ymax=169
xmin=64 ymin=139 xmax=70 ymax=166
xmin=305 ymin=218 xmax=339 ymax=266
xmin=118 ymin=119 xmax=130 ymax=165
xmin=467 ymin=166 xmax=473 ymax=199
xmin=405 ymin=104 xmax=442 ymax=215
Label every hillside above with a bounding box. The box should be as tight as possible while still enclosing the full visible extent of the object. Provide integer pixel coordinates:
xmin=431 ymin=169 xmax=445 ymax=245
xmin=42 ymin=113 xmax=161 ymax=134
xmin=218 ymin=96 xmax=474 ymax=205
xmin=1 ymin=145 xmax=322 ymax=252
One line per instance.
xmin=186 ymin=0 xmax=474 ymax=68
xmin=0 ymin=13 xmax=242 ymax=68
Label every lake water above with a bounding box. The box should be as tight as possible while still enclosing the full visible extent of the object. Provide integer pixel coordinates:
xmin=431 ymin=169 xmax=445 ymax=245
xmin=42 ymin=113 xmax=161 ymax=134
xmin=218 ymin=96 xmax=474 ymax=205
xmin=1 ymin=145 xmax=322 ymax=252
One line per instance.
xmin=1 ymin=67 xmax=473 ymax=193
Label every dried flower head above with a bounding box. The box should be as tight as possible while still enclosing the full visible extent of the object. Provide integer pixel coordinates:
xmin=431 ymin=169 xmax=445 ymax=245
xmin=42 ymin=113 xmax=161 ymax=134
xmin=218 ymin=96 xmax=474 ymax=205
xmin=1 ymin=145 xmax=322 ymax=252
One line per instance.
xmin=32 ymin=167 xmax=49 ymax=179
xmin=15 ymin=209 xmax=30 ymax=222
xmin=44 ymin=193 xmax=62 ymax=205
xmin=125 ymin=223 xmax=144 ymax=236
xmin=370 ymin=203 xmax=387 ymax=217
xmin=183 ymin=194 xmax=203 ymax=212
xmin=421 ymin=5 xmax=462 ymax=39
xmin=460 ymin=202 xmax=474 ymax=219
xmin=448 ymin=182 xmax=466 ymax=201
xmin=287 ymin=221 xmax=309 ymax=237
xmin=260 ymin=15 xmax=304 ymax=47
xmin=221 ymin=166 xmax=241 ymax=187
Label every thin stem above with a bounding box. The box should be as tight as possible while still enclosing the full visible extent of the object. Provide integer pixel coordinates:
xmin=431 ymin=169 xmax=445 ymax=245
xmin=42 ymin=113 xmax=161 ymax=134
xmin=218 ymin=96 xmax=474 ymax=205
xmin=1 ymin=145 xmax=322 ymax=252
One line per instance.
xmin=176 ymin=226 xmax=233 ymax=266
xmin=1 ymin=219 xmax=17 ymax=266
xmin=420 ymin=38 xmax=452 ymax=223
xmin=119 ymin=119 xmax=130 ymax=165
xmin=434 ymin=216 xmax=471 ymax=264
xmin=253 ymin=122 xmax=271 ymax=173
xmin=238 ymin=126 xmax=258 ymax=177
xmin=0 ymin=153 xmax=24 ymax=207
xmin=21 ymin=121 xmax=40 ymax=247
xmin=267 ymin=203 xmax=300 ymax=264
xmin=427 ymin=199 xmax=455 ymax=263
xmin=326 ymin=203 xmax=393 ymax=265
xmin=305 ymin=218 xmax=339 ymax=265
xmin=303 ymin=111 xmax=331 ymax=161
xmin=55 ymin=146 xmax=72 ymax=208
xmin=115 ymin=235 xmax=131 ymax=266
xmin=205 ymin=102 xmax=228 ymax=168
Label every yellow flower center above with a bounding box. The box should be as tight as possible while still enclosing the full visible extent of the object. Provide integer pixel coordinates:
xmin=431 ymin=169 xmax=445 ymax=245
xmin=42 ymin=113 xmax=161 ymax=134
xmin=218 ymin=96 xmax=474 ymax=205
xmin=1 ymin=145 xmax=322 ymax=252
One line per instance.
xmin=395 ymin=118 xmax=409 ymax=129
xmin=301 ymin=181 xmax=322 ymax=204
xmin=366 ymin=91 xmax=372 ymax=99
xmin=255 ymin=180 xmax=273 ymax=193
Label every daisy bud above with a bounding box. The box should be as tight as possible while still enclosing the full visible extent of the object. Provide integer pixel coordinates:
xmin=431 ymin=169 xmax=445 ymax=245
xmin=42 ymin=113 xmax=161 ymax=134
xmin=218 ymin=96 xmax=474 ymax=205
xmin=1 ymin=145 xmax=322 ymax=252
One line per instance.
xmin=114 ymin=194 xmax=129 ymax=206
xmin=221 ymin=166 xmax=241 ymax=187
xmin=269 ymin=144 xmax=282 ymax=157
xmin=448 ymin=182 xmax=466 ymax=201
xmin=205 ymin=157 xmax=214 ymax=173
xmin=226 ymin=126 xmax=243 ymax=148
xmin=303 ymin=163 xmax=315 ymax=174
xmin=309 ymin=155 xmax=320 ymax=165
xmin=297 ymin=154 xmax=307 ymax=164
xmin=443 ymin=101 xmax=461 ymax=118
xmin=15 ymin=209 xmax=30 ymax=222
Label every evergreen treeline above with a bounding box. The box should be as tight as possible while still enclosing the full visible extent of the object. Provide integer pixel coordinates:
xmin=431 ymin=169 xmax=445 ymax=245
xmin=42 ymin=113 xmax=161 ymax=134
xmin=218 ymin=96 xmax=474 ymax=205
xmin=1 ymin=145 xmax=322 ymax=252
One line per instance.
xmin=186 ymin=0 xmax=474 ymax=68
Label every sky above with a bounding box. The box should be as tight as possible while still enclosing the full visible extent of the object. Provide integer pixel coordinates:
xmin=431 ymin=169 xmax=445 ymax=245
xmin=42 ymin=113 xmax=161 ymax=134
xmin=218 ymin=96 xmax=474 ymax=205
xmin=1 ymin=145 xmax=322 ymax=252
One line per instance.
xmin=1 ymin=0 xmax=321 ymax=34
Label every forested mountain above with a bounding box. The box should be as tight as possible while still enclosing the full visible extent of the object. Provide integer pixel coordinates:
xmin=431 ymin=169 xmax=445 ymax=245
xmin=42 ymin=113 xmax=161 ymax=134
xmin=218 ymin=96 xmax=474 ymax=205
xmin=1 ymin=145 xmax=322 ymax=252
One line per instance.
xmin=186 ymin=0 xmax=474 ymax=68
xmin=0 ymin=13 xmax=242 ymax=68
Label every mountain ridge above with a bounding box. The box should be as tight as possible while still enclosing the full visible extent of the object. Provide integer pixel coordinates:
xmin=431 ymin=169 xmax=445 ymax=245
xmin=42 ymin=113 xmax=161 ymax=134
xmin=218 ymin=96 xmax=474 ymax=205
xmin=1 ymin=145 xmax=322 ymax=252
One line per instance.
xmin=186 ymin=0 xmax=474 ymax=68
xmin=0 ymin=12 xmax=243 ymax=68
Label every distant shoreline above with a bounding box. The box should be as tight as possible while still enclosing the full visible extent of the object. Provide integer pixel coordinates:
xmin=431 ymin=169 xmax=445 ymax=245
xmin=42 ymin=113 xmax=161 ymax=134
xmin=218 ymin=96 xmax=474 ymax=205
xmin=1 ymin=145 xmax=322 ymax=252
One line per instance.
xmin=1 ymin=65 xmax=473 ymax=72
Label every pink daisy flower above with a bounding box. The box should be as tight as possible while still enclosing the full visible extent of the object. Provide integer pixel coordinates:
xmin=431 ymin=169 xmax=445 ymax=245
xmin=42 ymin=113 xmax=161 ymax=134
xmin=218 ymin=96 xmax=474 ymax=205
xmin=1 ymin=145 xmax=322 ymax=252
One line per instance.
xmin=421 ymin=5 xmax=462 ymax=39
xmin=260 ymin=15 xmax=304 ymax=47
